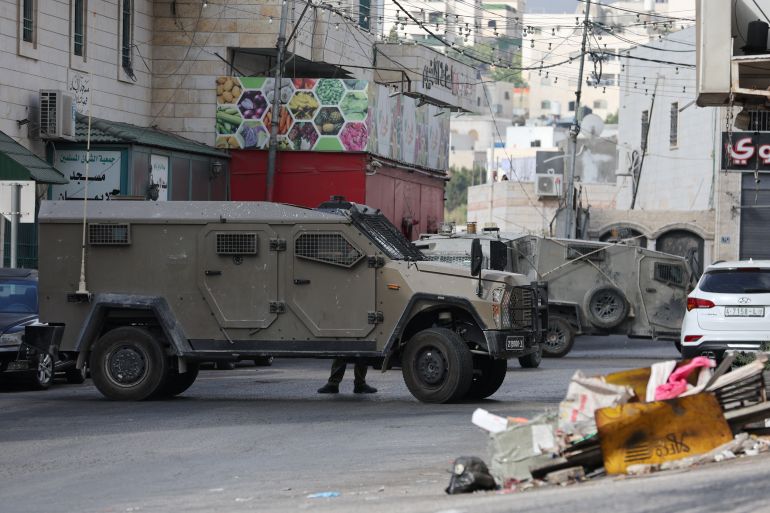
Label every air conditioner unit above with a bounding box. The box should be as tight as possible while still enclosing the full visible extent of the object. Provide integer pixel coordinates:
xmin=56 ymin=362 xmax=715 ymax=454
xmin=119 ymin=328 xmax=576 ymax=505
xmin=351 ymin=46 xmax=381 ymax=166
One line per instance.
xmin=535 ymin=173 xmax=562 ymax=197
xmin=38 ymin=90 xmax=76 ymax=140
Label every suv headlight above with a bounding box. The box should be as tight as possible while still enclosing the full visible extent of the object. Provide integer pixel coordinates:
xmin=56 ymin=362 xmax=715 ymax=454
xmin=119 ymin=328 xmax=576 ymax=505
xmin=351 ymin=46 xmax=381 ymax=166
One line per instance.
xmin=491 ymin=287 xmax=506 ymax=303
xmin=0 ymin=331 xmax=23 ymax=347
xmin=491 ymin=287 xmax=511 ymax=329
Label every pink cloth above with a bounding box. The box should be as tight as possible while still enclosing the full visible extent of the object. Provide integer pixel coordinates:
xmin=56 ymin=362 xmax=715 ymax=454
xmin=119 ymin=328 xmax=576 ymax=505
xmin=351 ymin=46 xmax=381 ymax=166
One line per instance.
xmin=654 ymin=356 xmax=715 ymax=401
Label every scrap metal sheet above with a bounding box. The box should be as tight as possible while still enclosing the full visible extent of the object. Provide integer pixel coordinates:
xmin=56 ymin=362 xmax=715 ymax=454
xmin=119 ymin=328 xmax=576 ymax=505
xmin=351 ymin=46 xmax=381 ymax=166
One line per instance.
xmin=596 ymin=393 xmax=732 ymax=474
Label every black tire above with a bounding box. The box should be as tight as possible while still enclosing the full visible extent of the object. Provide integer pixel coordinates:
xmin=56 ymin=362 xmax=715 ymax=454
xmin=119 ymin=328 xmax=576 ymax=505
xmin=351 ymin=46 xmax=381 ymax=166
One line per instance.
xmin=65 ymin=365 xmax=87 ymax=384
xmin=28 ymin=352 xmax=54 ymax=390
xmin=543 ymin=316 xmax=576 ymax=358
xmin=89 ymin=327 xmax=169 ymax=401
xmin=466 ymin=357 xmax=508 ymax=400
xmin=156 ymin=363 xmax=200 ymax=398
xmin=674 ymin=339 xmax=682 ymax=354
xmin=518 ymin=345 xmax=542 ymax=368
xmin=584 ymin=286 xmax=629 ymax=329
xmin=402 ymin=328 xmax=474 ymax=404
xmin=254 ymin=356 xmax=274 ymax=367
xmin=215 ymin=361 xmax=236 ymax=370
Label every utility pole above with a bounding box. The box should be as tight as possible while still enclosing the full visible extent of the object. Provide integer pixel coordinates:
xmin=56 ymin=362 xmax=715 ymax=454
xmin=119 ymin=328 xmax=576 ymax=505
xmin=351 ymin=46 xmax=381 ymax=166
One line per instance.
xmin=563 ymin=0 xmax=592 ymax=238
xmin=266 ymin=0 xmax=291 ymax=202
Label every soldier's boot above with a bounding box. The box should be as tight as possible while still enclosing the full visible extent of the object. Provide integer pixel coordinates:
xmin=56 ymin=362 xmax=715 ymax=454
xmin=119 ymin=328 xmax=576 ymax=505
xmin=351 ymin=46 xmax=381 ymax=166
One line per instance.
xmin=354 ymin=383 xmax=377 ymax=394
xmin=317 ymin=383 xmax=339 ymax=394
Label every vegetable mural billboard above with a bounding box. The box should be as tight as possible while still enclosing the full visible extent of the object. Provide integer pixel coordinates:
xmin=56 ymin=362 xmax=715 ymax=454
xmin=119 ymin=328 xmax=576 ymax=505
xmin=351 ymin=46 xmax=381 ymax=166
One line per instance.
xmin=215 ymin=76 xmax=449 ymax=171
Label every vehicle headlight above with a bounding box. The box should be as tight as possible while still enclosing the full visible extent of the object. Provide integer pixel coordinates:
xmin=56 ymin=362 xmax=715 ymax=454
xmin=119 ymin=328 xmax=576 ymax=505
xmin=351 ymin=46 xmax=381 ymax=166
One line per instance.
xmin=0 ymin=331 xmax=23 ymax=347
xmin=491 ymin=287 xmax=506 ymax=303
xmin=491 ymin=287 xmax=511 ymax=329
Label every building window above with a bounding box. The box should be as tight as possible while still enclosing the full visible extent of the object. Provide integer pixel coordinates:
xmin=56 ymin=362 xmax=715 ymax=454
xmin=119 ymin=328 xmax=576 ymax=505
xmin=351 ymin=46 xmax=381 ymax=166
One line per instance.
xmin=593 ymin=99 xmax=607 ymax=109
xmin=477 ymin=96 xmax=481 ymax=107
xmin=488 ymin=20 xmax=496 ymax=29
xmin=541 ymin=100 xmax=551 ymax=109
xmin=670 ymin=102 xmax=678 ymax=147
xmin=428 ymin=12 xmax=442 ymax=24
xmin=121 ymin=0 xmax=134 ymax=77
xmin=73 ymin=0 xmax=87 ymax=57
xmin=22 ymin=0 xmax=34 ymax=42
xmin=641 ymin=110 xmax=649 ymax=152
xmin=504 ymin=91 xmax=510 ymax=100
xmin=359 ymin=0 xmax=370 ymax=30
xmin=568 ymin=101 xmax=575 ymax=111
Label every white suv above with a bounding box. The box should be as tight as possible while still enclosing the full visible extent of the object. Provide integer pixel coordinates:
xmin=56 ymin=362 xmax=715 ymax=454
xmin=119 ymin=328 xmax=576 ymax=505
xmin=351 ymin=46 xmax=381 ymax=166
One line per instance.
xmin=681 ymin=260 xmax=770 ymax=359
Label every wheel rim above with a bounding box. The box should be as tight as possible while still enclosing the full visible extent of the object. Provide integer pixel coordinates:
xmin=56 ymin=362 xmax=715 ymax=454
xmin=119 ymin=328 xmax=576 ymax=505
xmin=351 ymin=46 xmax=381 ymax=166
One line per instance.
xmin=592 ymin=292 xmax=621 ymax=321
xmin=37 ymin=353 xmax=53 ymax=384
xmin=415 ymin=346 xmax=447 ymax=387
xmin=545 ymin=324 xmax=568 ymax=352
xmin=107 ymin=345 xmax=148 ymax=387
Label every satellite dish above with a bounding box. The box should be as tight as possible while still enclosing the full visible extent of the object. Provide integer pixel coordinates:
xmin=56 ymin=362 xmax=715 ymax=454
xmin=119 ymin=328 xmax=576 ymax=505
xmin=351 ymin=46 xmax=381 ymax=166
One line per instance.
xmin=580 ymin=114 xmax=605 ymax=138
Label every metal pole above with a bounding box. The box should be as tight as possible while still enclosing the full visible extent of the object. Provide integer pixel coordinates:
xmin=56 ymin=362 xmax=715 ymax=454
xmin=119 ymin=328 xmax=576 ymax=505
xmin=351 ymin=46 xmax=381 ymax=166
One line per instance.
xmin=564 ymin=0 xmax=592 ymax=239
xmin=266 ymin=0 xmax=291 ymax=202
xmin=10 ymin=183 xmax=20 ymax=268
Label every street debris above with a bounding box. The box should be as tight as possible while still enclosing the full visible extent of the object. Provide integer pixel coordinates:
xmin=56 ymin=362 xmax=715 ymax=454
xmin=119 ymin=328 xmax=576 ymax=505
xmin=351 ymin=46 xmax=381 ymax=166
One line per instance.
xmin=447 ymin=352 xmax=770 ymax=495
xmin=306 ymin=491 xmax=341 ymax=499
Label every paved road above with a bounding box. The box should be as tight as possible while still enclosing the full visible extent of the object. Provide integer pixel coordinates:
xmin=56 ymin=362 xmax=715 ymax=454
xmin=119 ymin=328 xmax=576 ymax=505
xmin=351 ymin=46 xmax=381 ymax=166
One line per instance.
xmin=1 ymin=336 xmax=767 ymax=513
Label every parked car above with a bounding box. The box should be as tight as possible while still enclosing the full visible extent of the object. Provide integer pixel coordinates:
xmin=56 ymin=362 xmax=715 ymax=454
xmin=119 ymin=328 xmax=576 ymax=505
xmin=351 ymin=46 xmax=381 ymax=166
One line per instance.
xmin=419 ymin=230 xmax=693 ymax=357
xmin=681 ymin=260 xmax=770 ymax=359
xmin=0 ymin=268 xmax=84 ymax=389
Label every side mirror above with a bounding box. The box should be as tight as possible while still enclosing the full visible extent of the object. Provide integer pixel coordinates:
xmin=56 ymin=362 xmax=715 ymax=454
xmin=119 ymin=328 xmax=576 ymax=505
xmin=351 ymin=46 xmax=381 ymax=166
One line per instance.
xmin=470 ymin=238 xmax=483 ymax=277
xmin=489 ymin=240 xmax=508 ymax=271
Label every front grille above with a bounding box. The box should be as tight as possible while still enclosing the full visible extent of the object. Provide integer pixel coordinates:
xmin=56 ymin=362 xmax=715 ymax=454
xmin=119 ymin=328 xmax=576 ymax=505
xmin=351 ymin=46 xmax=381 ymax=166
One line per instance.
xmin=502 ymin=286 xmax=536 ymax=330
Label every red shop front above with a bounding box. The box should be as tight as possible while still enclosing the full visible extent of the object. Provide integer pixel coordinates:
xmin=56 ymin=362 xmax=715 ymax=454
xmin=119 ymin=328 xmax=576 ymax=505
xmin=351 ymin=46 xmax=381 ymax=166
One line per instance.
xmin=229 ymin=151 xmax=446 ymax=240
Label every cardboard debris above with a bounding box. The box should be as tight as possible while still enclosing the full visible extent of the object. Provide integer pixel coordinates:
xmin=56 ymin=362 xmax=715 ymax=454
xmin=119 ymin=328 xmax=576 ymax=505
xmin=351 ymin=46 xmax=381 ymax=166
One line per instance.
xmin=558 ymin=370 xmax=634 ymax=436
xmin=488 ymin=413 xmax=562 ymax=482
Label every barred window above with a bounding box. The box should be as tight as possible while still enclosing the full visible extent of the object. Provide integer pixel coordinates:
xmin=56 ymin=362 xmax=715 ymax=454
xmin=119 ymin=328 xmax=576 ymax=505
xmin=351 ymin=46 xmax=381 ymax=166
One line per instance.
xmin=654 ymin=262 xmax=685 ymax=287
xmin=88 ymin=223 xmax=130 ymax=245
xmin=216 ymin=233 xmax=258 ymax=255
xmin=566 ymin=244 xmax=605 ymax=262
xmin=295 ymin=233 xmax=363 ymax=267
xmin=670 ymin=102 xmax=678 ymax=147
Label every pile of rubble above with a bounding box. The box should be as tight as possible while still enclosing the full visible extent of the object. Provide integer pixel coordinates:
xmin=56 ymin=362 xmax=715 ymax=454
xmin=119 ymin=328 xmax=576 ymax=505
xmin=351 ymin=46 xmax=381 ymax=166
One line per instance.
xmin=446 ymin=352 xmax=770 ymax=494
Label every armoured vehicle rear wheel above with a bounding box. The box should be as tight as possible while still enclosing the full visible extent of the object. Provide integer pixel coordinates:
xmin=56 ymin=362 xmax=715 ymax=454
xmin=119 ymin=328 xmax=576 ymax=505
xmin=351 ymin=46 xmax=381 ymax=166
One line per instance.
xmin=402 ymin=328 xmax=473 ymax=403
xmin=518 ymin=345 xmax=542 ymax=368
xmin=155 ymin=363 xmax=199 ymax=398
xmin=254 ymin=356 xmax=274 ymax=367
xmin=543 ymin=316 xmax=575 ymax=358
xmin=584 ymin=286 xmax=629 ymax=329
xmin=465 ymin=357 xmax=508 ymax=400
xmin=90 ymin=327 xmax=168 ymax=401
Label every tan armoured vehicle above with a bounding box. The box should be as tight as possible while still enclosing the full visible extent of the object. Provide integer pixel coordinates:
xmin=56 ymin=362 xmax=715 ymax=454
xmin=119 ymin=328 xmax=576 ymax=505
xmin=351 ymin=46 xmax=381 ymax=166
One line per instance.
xmin=418 ymin=231 xmax=692 ymax=357
xmin=33 ymin=200 xmax=547 ymax=403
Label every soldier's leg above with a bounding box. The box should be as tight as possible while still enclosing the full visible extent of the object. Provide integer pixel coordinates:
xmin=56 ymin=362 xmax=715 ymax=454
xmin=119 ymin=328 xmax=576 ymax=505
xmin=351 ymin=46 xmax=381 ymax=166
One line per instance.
xmin=327 ymin=358 xmax=347 ymax=385
xmin=353 ymin=361 xmax=377 ymax=393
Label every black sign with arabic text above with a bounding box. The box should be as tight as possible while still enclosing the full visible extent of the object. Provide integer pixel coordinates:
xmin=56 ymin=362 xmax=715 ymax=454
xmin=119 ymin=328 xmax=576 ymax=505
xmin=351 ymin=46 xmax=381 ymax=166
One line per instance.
xmin=722 ymin=132 xmax=770 ymax=171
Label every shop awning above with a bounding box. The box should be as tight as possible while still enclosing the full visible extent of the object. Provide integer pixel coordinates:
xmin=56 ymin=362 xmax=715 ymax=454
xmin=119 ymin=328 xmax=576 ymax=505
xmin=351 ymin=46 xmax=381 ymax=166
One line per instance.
xmin=0 ymin=131 xmax=68 ymax=184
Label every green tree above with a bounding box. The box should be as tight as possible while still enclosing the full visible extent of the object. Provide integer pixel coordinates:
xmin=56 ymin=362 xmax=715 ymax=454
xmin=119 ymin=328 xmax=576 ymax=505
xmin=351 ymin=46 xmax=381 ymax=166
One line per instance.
xmin=605 ymin=111 xmax=619 ymax=124
xmin=444 ymin=166 xmax=486 ymax=223
xmin=387 ymin=26 xmax=399 ymax=43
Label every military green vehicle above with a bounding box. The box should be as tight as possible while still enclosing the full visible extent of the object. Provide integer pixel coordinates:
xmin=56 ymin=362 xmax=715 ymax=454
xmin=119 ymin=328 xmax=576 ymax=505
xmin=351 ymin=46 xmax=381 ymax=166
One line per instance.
xmin=32 ymin=201 xmax=547 ymax=403
xmin=418 ymin=231 xmax=692 ymax=357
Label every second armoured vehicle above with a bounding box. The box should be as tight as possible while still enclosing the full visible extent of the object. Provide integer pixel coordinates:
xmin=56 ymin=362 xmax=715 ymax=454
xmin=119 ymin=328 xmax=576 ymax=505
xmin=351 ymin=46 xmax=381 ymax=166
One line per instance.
xmin=32 ymin=201 xmax=547 ymax=403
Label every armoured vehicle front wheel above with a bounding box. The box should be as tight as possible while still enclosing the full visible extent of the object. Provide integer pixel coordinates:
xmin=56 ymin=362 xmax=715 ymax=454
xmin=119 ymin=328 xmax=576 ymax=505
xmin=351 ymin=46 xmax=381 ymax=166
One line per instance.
xmin=518 ymin=345 xmax=542 ymax=368
xmin=402 ymin=328 xmax=473 ymax=403
xmin=465 ymin=357 xmax=508 ymax=400
xmin=585 ymin=286 xmax=629 ymax=329
xmin=90 ymin=327 xmax=169 ymax=401
xmin=543 ymin=316 xmax=575 ymax=358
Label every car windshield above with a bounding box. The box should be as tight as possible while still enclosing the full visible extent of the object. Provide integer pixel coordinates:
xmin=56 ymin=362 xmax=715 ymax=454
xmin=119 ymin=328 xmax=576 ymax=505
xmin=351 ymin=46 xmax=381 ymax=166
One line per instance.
xmin=699 ymin=269 xmax=770 ymax=294
xmin=349 ymin=210 xmax=425 ymax=261
xmin=0 ymin=279 xmax=37 ymax=313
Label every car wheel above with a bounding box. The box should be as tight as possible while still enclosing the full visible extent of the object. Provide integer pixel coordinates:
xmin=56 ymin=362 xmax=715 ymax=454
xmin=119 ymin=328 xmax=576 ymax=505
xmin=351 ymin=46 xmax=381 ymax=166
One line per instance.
xmin=402 ymin=328 xmax=473 ymax=404
xmin=90 ymin=327 xmax=168 ymax=401
xmin=65 ymin=364 xmax=87 ymax=384
xmin=155 ymin=363 xmax=200 ymax=398
xmin=254 ymin=356 xmax=274 ymax=367
xmin=543 ymin=316 xmax=575 ymax=358
xmin=584 ymin=286 xmax=629 ymax=329
xmin=465 ymin=357 xmax=508 ymax=400
xmin=518 ymin=345 xmax=542 ymax=368
xmin=215 ymin=361 xmax=236 ymax=370
xmin=28 ymin=352 xmax=54 ymax=390
xmin=674 ymin=340 xmax=682 ymax=354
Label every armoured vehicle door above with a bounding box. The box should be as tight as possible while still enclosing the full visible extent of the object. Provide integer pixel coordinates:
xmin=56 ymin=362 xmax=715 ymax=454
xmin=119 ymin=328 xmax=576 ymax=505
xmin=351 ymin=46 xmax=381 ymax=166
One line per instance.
xmin=639 ymin=256 xmax=689 ymax=332
xmin=198 ymin=224 xmax=279 ymax=329
xmin=288 ymin=228 xmax=376 ymax=338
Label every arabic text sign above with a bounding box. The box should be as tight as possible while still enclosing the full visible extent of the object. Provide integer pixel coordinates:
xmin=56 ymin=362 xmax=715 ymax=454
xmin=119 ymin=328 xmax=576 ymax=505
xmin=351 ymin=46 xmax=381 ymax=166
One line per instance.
xmin=52 ymin=150 xmax=121 ymax=200
xmin=67 ymin=69 xmax=91 ymax=115
xmin=0 ymin=181 xmax=36 ymax=223
xmin=150 ymin=155 xmax=169 ymax=201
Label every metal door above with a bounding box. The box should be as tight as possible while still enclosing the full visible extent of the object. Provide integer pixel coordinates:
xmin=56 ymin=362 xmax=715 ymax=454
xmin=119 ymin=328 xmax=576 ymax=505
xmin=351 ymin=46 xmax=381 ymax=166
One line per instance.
xmin=289 ymin=229 xmax=376 ymax=338
xmin=198 ymin=224 xmax=278 ymax=328
xmin=656 ymin=230 xmax=704 ymax=277
xmin=740 ymin=172 xmax=770 ymax=259
xmin=638 ymin=256 xmax=688 ymax=331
